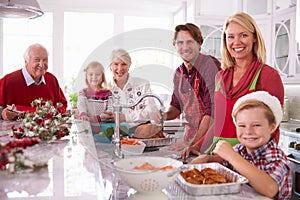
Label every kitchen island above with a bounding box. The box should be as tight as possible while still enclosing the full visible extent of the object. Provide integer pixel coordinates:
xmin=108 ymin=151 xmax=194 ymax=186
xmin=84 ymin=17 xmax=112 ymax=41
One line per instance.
xmin=0 ymin=120 xmax=105 ymax=200
xmin=0 ymin=119 xmax=271 ymax=200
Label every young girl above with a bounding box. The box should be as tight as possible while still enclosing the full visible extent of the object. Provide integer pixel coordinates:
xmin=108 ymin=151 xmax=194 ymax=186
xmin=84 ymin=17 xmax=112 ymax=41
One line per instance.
xmin=189 ymin=91 xmax=292 ymax=199
xmin=77 ymin=61 xmax=112 ymax=122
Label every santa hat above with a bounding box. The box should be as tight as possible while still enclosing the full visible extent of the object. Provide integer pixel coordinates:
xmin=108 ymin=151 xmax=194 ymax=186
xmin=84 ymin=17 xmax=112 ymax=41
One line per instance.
xmin=232 ymin=91 xmax=283 ymax=128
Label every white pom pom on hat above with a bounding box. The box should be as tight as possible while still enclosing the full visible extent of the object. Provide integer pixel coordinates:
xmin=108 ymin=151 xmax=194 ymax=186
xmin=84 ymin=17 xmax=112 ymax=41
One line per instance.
xmin=232 ymin=91 xmax=283 ymax=128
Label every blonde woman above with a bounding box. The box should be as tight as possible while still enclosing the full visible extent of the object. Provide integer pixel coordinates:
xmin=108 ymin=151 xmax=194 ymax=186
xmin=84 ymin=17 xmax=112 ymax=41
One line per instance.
xmin=182 ymin=12 xmax=284 ymax=157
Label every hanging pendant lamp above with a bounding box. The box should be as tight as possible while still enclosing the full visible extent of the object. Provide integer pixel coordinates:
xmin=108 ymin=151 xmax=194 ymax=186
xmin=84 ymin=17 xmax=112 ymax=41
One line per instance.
xmin=0 ymin=0 xmax=43 ymax=19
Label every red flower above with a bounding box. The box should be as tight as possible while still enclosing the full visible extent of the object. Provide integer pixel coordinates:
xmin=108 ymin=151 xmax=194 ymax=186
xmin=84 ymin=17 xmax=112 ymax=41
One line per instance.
xmin=56 ymin=131 xmax=65 ymax=140
xmin=46 ymin=113 xmax=53 ymax=119
xmin=18 ymin=127 xmax=24 ymax=133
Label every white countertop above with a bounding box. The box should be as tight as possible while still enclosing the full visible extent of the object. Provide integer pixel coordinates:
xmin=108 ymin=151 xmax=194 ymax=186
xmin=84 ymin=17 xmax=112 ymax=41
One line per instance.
xmin=0 ymin=120 xmax=105 ymax=200
xmin=0 ymin=119 xmax=271 ymax=200
xmin=96 ymin=139 xmax=271 ymax=200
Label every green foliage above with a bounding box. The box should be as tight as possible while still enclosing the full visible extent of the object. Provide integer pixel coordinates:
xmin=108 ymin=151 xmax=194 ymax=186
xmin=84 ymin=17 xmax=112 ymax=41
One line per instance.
xmin=106 ymin=126 xmax=114 ymax=137
xmin=98 ymin=125 xmax=129 ymax=138
xmin=69 ymin=92 xmax=78 ymax=108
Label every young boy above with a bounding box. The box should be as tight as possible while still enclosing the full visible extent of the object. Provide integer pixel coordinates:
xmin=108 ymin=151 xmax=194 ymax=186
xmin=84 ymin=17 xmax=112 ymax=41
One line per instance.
xmin=190 ymin=91 xmax=292 ymax=199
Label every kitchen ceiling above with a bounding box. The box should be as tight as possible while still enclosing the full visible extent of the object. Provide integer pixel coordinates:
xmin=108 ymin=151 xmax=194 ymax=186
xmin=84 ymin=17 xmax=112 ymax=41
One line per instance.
xmin=38 ymin=0 xmax=186 ymax=16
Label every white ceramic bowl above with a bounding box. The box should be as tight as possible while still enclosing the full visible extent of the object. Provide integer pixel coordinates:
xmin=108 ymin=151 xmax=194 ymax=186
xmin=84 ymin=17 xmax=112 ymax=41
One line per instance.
xmin=121 ymin=140 xmax=146 ymax=155
xmin=113 ymin=156 xmax=183 ymax=194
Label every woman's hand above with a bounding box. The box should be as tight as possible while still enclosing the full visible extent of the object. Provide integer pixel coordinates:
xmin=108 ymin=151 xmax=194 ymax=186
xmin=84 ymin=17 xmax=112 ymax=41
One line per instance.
xmin=100 ymin=111 xmax=114 ymax=122
xmin=153 ymin=110 xmax=166 ymax=124
xmin=101 ymin=111 xmax=127 ymax=122
xmin=181 ymin=144 xmax=201 ymax=159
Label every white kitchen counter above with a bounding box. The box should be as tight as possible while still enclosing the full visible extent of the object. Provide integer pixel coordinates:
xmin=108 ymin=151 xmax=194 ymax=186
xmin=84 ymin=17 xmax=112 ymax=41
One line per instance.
xmin=95 ymin=138 xmax=271 ymax=200
xmin=279 ymin=121 xmax=300 ymax=154
xmin=0 ymin=119 xmax=271 ymax=200
xmin=0 ymin=120 xmax=105 ymax=200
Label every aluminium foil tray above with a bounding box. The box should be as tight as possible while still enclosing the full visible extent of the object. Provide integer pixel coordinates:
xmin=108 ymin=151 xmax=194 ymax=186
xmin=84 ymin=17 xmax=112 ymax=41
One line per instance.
xmin=136 ymin=134 xmax=177 ymax=147
xmin=176 ymin=162 xmax=248 ymax=196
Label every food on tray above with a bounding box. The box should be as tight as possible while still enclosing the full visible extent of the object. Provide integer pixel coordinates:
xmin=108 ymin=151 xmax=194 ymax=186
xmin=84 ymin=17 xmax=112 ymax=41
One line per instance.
xmin=176 ymin=163 xmax=248 ymax=196
xmin=295 ymin=143 xmax=300 ymax=150
xmin=289 ymin=141 xmax=297 ymax=148
xmin=121 ymin=138 xmax=141 ymax=145
xmin=133 ymin=124 xmax=164 ymax=139
xmin=133 ymin=162 xmax=173 ymax=170
xmin=180 ymin=167 xmax=227 ymax=184
xmin=128 ymin=124 xmax=176 ymax=147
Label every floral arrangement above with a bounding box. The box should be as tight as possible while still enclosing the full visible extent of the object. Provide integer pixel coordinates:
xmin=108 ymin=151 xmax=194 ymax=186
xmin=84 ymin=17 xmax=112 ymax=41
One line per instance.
xmin=0 ymin=137 xmax=45 ymax=173
xmin=0 ymin=99 xmax=72 ymax=173
xmin=10 ymin=98 xmax=72 ymax=141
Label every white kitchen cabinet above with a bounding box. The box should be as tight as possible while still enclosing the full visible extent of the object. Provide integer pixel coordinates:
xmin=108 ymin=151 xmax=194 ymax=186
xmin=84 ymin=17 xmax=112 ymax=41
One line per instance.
xmin=199 ymin=24 xmax=223 ymax=61
xmin=273 ymin=6 xmax=300 ymax=83
xmin=194 ymin=0 xmax=300 ymax=83
xmin=194 ymin=0 xmax=231 ymax=61
xmin=193 ymin=15 xmax=225 ymax=62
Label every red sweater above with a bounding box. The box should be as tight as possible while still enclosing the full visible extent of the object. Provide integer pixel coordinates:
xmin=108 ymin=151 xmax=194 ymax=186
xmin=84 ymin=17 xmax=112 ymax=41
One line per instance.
xmin=0 ymin=69 xmax=68 ymax=113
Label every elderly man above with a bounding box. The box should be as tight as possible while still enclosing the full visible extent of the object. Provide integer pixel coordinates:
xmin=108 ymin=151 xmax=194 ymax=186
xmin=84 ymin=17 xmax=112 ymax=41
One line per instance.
xmin=0 ymin=43 xmax=67 ymax=121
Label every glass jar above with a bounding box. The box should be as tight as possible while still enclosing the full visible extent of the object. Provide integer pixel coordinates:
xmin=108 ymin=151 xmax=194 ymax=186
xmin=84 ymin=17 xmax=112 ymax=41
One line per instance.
xmin=282 ymin=96 xmax=290 ymax=122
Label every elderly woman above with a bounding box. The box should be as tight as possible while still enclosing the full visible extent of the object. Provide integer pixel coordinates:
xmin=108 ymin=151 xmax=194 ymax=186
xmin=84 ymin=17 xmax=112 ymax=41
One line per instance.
xmin=107 ymin=48 xmax=158 ymax=123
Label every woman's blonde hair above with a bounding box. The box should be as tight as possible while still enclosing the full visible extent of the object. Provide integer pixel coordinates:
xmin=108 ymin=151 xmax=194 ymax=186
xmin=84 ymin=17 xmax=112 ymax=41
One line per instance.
xmin=84 ymin=61 xmax=107 ymax=89
xmin=221 ymin=12 xmax=266 ymax=69
xmin=110 ymin=48 xmax=132 ymax=67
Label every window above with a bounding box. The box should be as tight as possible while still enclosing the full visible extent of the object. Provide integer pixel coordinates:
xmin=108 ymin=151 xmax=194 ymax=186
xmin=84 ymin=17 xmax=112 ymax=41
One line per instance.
xmin=63 ymin=12 xmax=114 ymax=97
xmin=2 ymin=13 xmax=53 ymax=75
xmin=123 ymin=16 xmax=180 ymax=101
xmin=124 ymin=16 xmax=170 ymax=31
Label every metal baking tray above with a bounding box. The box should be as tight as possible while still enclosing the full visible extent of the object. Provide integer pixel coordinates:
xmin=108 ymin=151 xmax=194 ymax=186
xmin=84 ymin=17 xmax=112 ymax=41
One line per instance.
xmin=176 ymin=162 xmax=248 ymax=196
xmin=136 ymin=134 xmax=177 ymax=147
xmin=288 ymin=148 xmax=300 ymax=160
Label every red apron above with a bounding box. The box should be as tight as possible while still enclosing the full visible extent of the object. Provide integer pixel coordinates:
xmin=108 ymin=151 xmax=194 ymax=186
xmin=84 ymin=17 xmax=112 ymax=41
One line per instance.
xmin=204 ymin=67 xmax=262 ymax=153
xmin=178 ymin=58 xmax=205 ymax=142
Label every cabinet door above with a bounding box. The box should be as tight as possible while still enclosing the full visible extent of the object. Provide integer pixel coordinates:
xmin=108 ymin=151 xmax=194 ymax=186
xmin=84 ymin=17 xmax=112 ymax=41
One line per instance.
xmin=274 ymin=7 xmax=300 ymax=83
xmin=199 ymin=25 xmax=223 ymax=61
xmin=274 ymin=18 xmax=290 ymax=75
